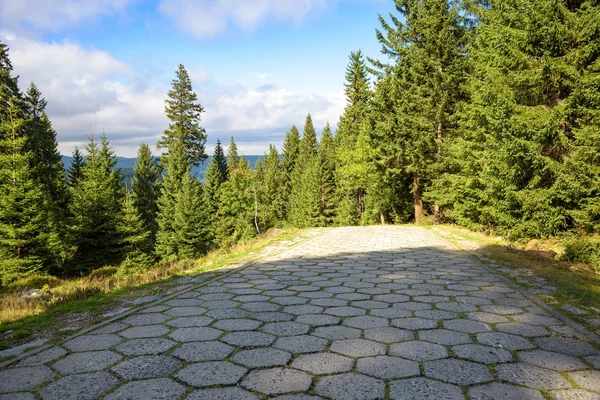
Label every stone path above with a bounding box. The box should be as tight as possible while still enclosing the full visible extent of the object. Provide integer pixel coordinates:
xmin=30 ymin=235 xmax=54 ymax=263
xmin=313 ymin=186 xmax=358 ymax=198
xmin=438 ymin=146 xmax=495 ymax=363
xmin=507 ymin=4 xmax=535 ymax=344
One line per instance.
xmin=1 ymin=226 xmax=599 ymax=400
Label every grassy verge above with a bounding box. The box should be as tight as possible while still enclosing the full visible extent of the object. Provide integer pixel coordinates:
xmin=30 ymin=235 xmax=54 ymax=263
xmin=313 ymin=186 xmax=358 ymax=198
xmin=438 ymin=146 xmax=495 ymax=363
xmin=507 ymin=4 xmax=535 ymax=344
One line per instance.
xmin=427 ymin=225 xmax=600 ymax=327
xmin=0 ymin=228 xmax=302 ymax=350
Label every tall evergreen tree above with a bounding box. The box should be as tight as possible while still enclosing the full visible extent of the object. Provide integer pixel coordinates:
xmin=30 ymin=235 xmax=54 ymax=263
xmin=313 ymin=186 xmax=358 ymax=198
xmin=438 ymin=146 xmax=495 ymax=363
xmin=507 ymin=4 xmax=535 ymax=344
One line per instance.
xmin=68 ymin=147 xmax=85 ymax=187
xmin=257 ymin=145 xmax=285 ymax=228
xmin=280 ymin=125 xmax=300 ymax=219
xmin=227 ymin=136 xmax=239 ymax=175
xmin=370 ymin=0 xmax=469 ymax=224
xmin=132 ymin=143 xmax=161 ymax=244
xmin=317 ymin=123 xmax=337 ymax=226
xmin=117 ymin=191 xmax=155 ymax=275
xmin=0 ymin=97 xmax=49 ymax=284
xmin=157 ymin=64 xmax=207 ymax=167
xmin=69 ymin=135 xmax=124 ymax=273
xmin=335 ymin=50 xmax=373 ymax=224
xmin=204 ymin=140 xmax=228 ymax=240
xmin=173 ymin=172 xmax=210 ymax=258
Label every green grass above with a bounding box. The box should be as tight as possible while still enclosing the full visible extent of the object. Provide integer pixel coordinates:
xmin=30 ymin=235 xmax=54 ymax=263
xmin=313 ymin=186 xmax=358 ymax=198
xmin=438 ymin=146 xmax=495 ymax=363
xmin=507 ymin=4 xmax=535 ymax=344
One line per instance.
xmin=428 ymin=225 xmax=600 ymax=317
xmin=0 ymin=228 xmax=304 ymax=349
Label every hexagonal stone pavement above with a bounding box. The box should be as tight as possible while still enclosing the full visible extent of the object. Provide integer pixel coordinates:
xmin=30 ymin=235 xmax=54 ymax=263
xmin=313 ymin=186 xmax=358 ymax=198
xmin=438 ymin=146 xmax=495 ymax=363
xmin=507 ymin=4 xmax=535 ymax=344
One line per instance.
xmin=2 ymin=226 xmax=600 ymax=399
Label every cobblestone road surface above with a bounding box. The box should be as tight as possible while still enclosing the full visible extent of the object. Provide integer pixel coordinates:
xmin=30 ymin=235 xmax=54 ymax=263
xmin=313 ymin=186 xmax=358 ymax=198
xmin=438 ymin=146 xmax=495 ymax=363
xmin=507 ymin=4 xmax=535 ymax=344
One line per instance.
xmin=1 ymin=226 xmax=599 ymax=399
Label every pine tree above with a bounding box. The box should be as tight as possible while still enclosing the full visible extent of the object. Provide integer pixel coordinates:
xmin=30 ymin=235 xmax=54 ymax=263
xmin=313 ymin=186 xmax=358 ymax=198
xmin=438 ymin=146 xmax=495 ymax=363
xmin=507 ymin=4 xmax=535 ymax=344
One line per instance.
xmin=280 ymin=125 xmax=300 ymax=219
xmin=257 ymin=144 xmax=285 ymax=228
xmin=68 ymin=147 xmax=85 ymax=187
xmin=288 ymin=114 xmax=320 ymax=227
xmin=155 ymin=140 xmax=189 ymax=261
xmin=69 ymin=134 xmax=125 ymax=273
xmin=370 ymin=0 xmax=469 ymax=224
xmin=173 ymin=173 xmax=210 ymax=258
xmin=157 ymin=64 xmax=207 ymax=167
xmin=117 ymin=191 xmax=155 ymax=275
xmin=132 ymin=143 xmax=161 ymax=245
xmin=204 ymin=140 xmax=228 ymax=240
xmin=317 ymin=123 xmax=337 ymax=226
xmin=227 ymin=137 xmax=239 ymax=175
xmin=335 ymin=50 xmax=372 ymax=224
xmin=0 ymin=97 xmax=49 ymax=284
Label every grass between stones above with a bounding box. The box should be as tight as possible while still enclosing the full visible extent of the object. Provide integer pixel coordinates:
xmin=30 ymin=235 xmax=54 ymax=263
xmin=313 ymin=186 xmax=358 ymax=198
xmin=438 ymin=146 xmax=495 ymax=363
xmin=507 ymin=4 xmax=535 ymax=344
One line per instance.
xmin=0 ymin=228 xmax=303 ymax=350
xmin=427 ymin=225 xmax=600 ymax=330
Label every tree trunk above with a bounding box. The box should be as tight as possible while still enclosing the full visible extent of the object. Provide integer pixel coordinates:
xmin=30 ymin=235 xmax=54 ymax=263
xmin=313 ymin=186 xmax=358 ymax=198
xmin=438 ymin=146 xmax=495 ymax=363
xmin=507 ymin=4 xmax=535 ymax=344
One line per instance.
xmin=380 ymin=210 xmax=386 ymax=225
xmin=413 ymin=172 xmax=425 ymax=225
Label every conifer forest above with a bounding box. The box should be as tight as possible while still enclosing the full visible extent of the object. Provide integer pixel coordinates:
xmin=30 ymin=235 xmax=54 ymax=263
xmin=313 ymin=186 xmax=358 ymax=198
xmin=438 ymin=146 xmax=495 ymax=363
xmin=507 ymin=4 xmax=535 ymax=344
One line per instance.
xmin=1 ymin=0 xmax=599 ymax=286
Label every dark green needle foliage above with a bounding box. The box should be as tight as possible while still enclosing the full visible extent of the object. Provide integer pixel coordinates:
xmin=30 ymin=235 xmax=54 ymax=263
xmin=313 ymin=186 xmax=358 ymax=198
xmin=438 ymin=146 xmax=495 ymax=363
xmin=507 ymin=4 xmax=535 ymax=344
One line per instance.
xmin=132 ymin=143 xmax=161 ymax=245
xmin=227 ymin=136 xmax=240 ymax=175
xmin=157 ymin=64 xmax=207 ymax=167
xmin=204 ymin=139 xmax=228 ymax=240
xmin=68 ymin=147 xmax=85 ymax=187
xmin=280 ymin=125 xmax=300 ymax=219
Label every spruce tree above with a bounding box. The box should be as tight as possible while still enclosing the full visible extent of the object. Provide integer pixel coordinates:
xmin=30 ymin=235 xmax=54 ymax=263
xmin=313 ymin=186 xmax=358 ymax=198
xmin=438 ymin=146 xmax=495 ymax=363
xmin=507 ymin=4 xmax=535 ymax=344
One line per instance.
xmin=335 ymin=50 xmax=372 ymax=224
xmin=0 ymin=97 xmax=48 ymax=284
xmin=173 ymin=172 xmax=210 ymax=258
xmin=257 ymin=145 xmax=285 ymax=227
xmin=157 ymin=64 xmax=207 ymax=167
xmin=213 ymin=139 xmax=228 ymax=182
xmin=118 ymin=191 xmax=155 ymax=275
xmin=370 ymin=0 xmax=469 ymax=224
xmin=204 ymin=140 xmax=228 ymax=240
xmin=132 ymin=143 xmax=161 ymax=245
xmin=69 ymin=134 xmax=124 ymax=273
xmin=68 ymin=147 xmax=85 ymax=187
xmin=227 ymin=137 xmax=239 ymax=175
xmin=155 ymin=140 xmax=189 ymax=261
xmin=317 ymin=123 xmax=337 ymax=226
xmin=280 ymin=125 xmax=300 ymax=219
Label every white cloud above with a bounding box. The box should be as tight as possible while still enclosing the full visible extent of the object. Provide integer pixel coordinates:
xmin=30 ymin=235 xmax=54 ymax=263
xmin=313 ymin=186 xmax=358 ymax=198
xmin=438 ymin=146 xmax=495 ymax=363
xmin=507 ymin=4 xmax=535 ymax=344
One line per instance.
xmin=2 ymin=33 xmax=344 ymax=157
xmin=0 ymin=0 xmax=134 ymax=31
xmin=159 ymin=0 xmax=328 ymax=38
xmin=254 ymin=72 xmax=268 ymax=80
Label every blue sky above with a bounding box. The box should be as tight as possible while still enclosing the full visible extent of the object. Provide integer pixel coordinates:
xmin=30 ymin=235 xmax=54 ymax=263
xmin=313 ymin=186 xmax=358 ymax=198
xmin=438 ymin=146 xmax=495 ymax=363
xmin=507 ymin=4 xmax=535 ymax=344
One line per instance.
xmin=0 ymin=0 xmax=392 ymax=156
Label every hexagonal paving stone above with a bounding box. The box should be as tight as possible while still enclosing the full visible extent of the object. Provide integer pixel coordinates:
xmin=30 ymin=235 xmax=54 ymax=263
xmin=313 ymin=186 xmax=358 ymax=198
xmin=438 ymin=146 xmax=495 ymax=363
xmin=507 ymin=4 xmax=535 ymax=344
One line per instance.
xmin=310 ymin=298 xmax=348 ymax=307
xmin=186 ymin=387 xmax=260 ymax=400
xmin=273 ymin=335 xmax=328 ymax=353
xmin=291 ymin=352 xmax=354 ymax=375
xmin=63 ymin=334 xmax=123 ymax=352
xmin=389 ymin=341 xmax=448 ymax=361
xmin=123 ymin=313 xmax=171 ymax=326
xmin=419 ymin=329 xmax=471 ymax=346
xmin=586 ymin=355 xmax=600 ymax=369
xmin=250 ymin=312 xmax=294 ymax=322
xmin=38 ymin=372 xmax=118 ymax=400
xmin=19 ymin=347 xmax=67 ymax=367
xmin=469 ymin=383 xmax=545 ymax=400
xmin=164 ymin=306 xmax=208 ymax=317
xmin=373 ymin=294 xmax=410 ymax=303
xmin=569 ymin=370 xmax=600 ymax=392
xmin=415 ymin=310 xmax=459 ymax=320
xmin=389 ymin=377 xmax=464 ymax=400
xmin=392 ymin=318 xmax=438 ymax=330
xmin=176 ymin=361 xmax=247 ymax=387
xmin=168 ymin=327 xmax=223 ymax=342
xmin=550 ymin=389 xmax=600 ymax=400
xmin=518 ymin=350 xmax=588 ymax=371
xmin=369 ymin=308 xmax=412 ymax=319
xmin=206 ymin=308 xmax=250 ymax=319
xmin=119 ymin=325 xmax=171 ymax=339
xmin=203 ymin=300 xmax=240 ymax=309
xmin=535 ymin=337 xmax=599 ymax=357
xmin=330 ymin=339 xmax=386 ymax=358
xmin=115 ymin=338 xmax=176 ymax=356
xmin=496 ymin=323 xmax=549 ymax=337
xmin=295 ymin=314 xmax=340 ymax=326
xmin=283 ymin=305 xmax=324 ymax=315
xmin=356 ymin=355 xmax=419 ymax=379
xmin=221 ymin=331 xmax=275 ymax=347
xmin=165 ymin=316 xmax=214 ymax=328
xmin=242 ymin=302 xmax=280 ymax=312
xmin=213 ymin=319 xmax=262 ymax=331
xmin=352 ymin=300 xmax=389 ymax=309
xmin=104 ymin=378 xmax=186 ymax=400
xmin=312 ymin=326 xmax=362 ymax=340
xmin=0 ymin=393 xmax=36 ymax=400
xmin=315 ymin=373 xmax=385 ymax=400
xmin=424 ymin=358 xmax=494 ymax=385
xmin=451 ymin=344 xmax=513 ymax=364
xmin=242 ymin=367 xmax=312 ymax=395
xmin=231 ymin=348 xmax=292 ymax=368
xmin=272 ymin=396 xmax=324 ymax=400
xmin=111 ymin=355 xmax=181 ymax=379
xmin=172 ymin=341 xmax=234 ymax=362
xmin=364 ymin=327 xmax=413 ymax=343
xmin=51 ymin=351 xmax=122 ymax=374
xmin=436 ymin=302 xmax=477 ymax=313
xmin=495 ymin=363 xmax=571 ymax=390
xmin=324 ymin=307 xmax=366 ymax=317
xmin=0 ymin=366 xmax=55 ymax=393
xmin=443 ymin=319 xmax=491 ymax=334
xmin=262 ymin=321 xmax=310 ymax=336
xmin=343 ymin=316 xmax=389 ymax=329
xmin=477 ymin=332 xmax=535 ymax=350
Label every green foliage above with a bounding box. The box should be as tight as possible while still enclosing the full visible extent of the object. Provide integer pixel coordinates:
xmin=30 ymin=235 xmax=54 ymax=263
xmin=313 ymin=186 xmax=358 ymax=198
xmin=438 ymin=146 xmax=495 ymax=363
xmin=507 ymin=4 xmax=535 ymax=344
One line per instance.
xmin=227 ymin=136 xmax=239 ymax=175
xmin=117 ymin=192 xmax=155 ymax=275
xmin=204 ymin=139 xmax=228 ymax=240
xmin=280 ymin=125 xmax=300 ymax=219
xmin=132 ymin=143 xmax=161 ymax=245
xmin=68 ymin=134 xmax=125 ymax=274
xmin=173 ymin=173 xmax=210 ymax=258
xmin=256 ymin=145 xmax=285 ymax=229
xmin=157 ymin=64 xmax=207 ymax=167
xmin=68 ymin=147 xmax=85 ymax=187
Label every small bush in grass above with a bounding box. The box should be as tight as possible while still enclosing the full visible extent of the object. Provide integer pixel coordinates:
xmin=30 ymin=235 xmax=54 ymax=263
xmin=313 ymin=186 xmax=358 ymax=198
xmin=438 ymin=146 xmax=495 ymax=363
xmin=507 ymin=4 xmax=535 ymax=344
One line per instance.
xmin=8 ymin=275 xmax=62 ymax=290
xmin=89 ymin=267 xmax=119 ymax=280
xmin=564 ymin=235 xmax=600 ymax=274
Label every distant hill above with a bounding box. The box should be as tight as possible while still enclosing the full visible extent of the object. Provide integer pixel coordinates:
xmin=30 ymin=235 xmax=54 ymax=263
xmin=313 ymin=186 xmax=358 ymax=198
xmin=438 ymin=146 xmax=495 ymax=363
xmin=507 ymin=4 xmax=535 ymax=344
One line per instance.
xmin=61 ymin=155 xmax=262 ymax=185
